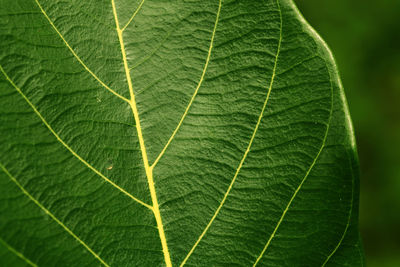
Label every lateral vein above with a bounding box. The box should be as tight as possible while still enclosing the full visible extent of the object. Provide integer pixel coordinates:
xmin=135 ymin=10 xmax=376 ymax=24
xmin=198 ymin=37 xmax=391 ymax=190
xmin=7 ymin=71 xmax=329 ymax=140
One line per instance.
xmin=111 ymin=1 xmax=172 ymax=266
xmin=321 ymin=154 xmax=355 ymax=266
xmin=152 ymin=0 xmax=223 ymax=168
xmin=121 ymin=0 xmax=146 ymax=32
xmin=33 ymin=0 xmax=129 ymax=103
xmin=253 ymin=127 xmax=330 ymax=266
xmin=253 ymin=99 xmax=332 ymax=267
xmin=0 ymin=163 xmax=110 ymax=267
xmin=253 ymin=1 xmax=337 ymax=264
xmin=0 ymin=65 xmax=152 ymax=211
xmin=180 ymin=0 xmax=281 ymax=265
xmin=0 ymin=237 xmax=37 ymax=267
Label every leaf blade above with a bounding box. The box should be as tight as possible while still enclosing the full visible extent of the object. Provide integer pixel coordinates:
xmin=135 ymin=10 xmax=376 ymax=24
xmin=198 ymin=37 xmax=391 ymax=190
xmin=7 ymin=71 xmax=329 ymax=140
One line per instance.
xmin=0 ymin=0 xmax=363 ymax=266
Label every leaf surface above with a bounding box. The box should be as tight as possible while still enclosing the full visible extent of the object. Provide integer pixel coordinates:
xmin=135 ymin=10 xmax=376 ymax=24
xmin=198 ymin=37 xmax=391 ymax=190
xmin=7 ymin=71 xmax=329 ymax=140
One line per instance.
xmin=0 ymin=0 xmax=364 ymax=266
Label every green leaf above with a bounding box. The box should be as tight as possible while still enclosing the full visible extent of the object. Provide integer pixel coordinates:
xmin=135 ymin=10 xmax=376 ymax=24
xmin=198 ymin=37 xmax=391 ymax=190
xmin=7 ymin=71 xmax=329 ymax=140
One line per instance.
xmin=0 ymin=0 xmax=364 ymax=266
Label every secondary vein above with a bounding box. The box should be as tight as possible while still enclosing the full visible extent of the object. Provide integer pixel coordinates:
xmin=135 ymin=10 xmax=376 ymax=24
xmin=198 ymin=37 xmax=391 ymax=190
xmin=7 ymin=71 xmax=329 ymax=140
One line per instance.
xmin=0 ymin=65 xmax=152 ymax=210
xmin=253 ymin=1 xmax=338 ymax=264
xmin=152 ymin=0 xmax=223 ymax=169
xmin=33 ymin=0 xmax=129 ymax=103
xmin=121 ymin=0 xmax=146 ymax=32
xmin=180 ymin=1 xmax=282 ymax=265
xmin=0 ymin=237 xmax=37 ymax=267
xmin=321 ymin=151 xmax=355 ymax=266
xmin=0 ymin=163 xmax=110 ymax=267
xmin=253 ymin=92 xmax=332 ymax=267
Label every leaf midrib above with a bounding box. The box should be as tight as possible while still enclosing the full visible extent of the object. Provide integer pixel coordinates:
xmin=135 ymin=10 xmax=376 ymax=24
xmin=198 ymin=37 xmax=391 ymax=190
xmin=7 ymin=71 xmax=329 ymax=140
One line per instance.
xmin=111 ymin=0 xmax=173 ymax=265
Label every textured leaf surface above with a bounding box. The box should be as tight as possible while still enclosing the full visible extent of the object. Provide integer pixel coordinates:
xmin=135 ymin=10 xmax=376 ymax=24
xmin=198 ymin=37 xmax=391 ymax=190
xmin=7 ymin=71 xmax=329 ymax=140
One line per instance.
xmin=0 ymin=0 xmax=364 ymax=266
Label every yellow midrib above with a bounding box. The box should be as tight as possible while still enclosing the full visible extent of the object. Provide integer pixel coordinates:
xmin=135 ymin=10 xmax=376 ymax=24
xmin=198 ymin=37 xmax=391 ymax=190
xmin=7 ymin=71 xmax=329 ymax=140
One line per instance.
xmin=111 ymin=1 xmax=172 ymax=266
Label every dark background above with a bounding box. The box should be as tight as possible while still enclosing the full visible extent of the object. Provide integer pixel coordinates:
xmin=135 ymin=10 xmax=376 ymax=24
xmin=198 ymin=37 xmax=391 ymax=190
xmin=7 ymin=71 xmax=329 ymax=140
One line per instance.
xmin=296 ymin=0 xmax=400 ymax=266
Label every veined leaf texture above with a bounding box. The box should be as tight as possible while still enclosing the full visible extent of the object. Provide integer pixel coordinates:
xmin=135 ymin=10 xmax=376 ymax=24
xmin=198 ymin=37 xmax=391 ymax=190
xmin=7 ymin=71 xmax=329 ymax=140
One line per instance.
xmin=0 ymin=0 xmax=364 ymax=266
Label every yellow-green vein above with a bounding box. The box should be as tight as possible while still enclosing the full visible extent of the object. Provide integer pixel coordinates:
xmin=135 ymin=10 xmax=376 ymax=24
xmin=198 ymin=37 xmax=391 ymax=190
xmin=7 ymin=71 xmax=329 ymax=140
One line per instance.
xmin=252 ymin=3 xmax=334 ymax=262
xmin=321 ymin=154 xmax=355 ymax=266
xmin=0 ymin=65 xmax=152 ymax=210
xmin=121 ymin=0 xmax=146 ymax=32
xmin=252 ymin=117 xmax=331 ymax=266
xmin=111 ymin=1 xmax=172 ymax=266
xmin=252 ymin=0 xmax=355 ymax=264
xmin=33 ymin=0 xmax=129 ymax=103
xmin=151 ymin=0 xmax=223 ymax=168
xmin=179 ymin=2 xmax=282 ymax=265
xmin=0 ymin=163 xmax=110 ymax=267
xmin=0 ymin=237 xmax=37 ymax=267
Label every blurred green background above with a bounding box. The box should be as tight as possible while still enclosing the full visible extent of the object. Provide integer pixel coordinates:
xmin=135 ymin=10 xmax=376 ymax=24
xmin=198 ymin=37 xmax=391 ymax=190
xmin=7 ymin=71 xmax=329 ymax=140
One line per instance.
xmin=296 ymin=0 xmax=400 ymax=266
